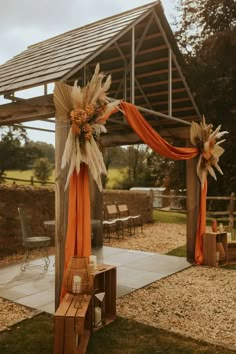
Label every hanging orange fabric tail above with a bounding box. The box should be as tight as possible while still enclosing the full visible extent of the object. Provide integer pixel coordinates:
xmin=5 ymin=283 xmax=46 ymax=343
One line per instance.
xmin=60 ymin=164 xmax=91 ymax=301
xmin=195 ymin=180 xmax=207 ymax=265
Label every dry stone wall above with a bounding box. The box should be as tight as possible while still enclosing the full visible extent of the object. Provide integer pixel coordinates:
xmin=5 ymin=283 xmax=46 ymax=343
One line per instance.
xmin=0 ymin=185 xmax=55 ymax=253
xmin=0 ymin=185 xmax=153 ymax=254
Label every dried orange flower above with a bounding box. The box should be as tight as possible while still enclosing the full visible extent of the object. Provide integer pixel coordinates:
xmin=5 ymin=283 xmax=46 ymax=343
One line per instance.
xmin=70 ymin=108 xmax=88 ymax=124
xmin=72 ymin=123 xmax=81 ymax=135
xmin=85 ymin=104 xmax=95 ymax=117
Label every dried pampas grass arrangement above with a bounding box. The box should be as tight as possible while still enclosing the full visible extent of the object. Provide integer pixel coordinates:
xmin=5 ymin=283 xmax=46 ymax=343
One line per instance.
xmin=190 ymin=116 xmax=228 ymax=188
xmin=53 ymin=64 xmax=120 ymax=190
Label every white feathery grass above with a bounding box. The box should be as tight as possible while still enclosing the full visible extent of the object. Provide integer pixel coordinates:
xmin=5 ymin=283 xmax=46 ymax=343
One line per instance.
xmin=53 ymin=82 xmax=73 ymax=119
xmin=65 ymin=143 xmax=76 ymax=190
xmin=61 ymin=128 xmax=73 ymax=169
xmin=75 ymin=139 xmax=82 ymax=175
xmin=206 ymin=163 xmax=217 ymax=180
xmin=72 ymin=82 xmax=83 ymax=109
xmin=92 ymin=124 xmax=107 ymax=135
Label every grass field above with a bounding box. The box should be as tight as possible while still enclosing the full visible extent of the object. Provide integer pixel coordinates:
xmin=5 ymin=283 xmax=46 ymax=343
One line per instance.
xmin=0 ymin=314 xmax=234 ymax=354
xmin=4 ymin=170 xmax=55 ymax=185
xmin=4 ymin=168 xmax=122 ymax=187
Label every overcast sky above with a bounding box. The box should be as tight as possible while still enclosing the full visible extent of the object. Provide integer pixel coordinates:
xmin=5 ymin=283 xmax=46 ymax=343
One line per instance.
xmin=0 ymin=0 xmax=176 ymax=144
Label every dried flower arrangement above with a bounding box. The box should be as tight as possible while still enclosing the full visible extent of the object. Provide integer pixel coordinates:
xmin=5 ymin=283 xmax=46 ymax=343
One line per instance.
xmin=54 ymin=64 xmax=120 ymax=190
xmin=190 ymin=116 xmax=228 ymax=187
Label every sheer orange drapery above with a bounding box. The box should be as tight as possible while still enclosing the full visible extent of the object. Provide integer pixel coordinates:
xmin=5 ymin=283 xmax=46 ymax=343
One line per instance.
xmin=60 ymin=164 xmax=91 ymax=301
xmin=120 ymin=101 xmax=205 ymax=265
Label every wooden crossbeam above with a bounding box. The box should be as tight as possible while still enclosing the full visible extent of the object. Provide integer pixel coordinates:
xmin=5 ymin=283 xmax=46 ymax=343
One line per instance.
xmin=0 ymin=94 xmax=55 ymax=125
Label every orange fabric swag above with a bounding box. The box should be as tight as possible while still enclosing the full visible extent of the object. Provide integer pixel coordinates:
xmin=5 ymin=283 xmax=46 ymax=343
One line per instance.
xmin=120 ymin=101 xmax=199 ymax=160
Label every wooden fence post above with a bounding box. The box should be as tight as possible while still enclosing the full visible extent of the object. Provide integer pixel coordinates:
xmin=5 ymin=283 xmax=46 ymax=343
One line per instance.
xmin=30 ymin=176 xmax=34 ymax=185
xmin=229 ymin=192 xmax=235 ymax=229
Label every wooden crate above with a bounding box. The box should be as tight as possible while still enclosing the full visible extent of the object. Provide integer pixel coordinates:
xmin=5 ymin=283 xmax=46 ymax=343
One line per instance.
xmin=203 ymin=232 xmax=228 ymax=267
xmin=91 ymin=264 xmax=116 ymax=330
xmin=54 ymin=293 xmax=92 ymax=354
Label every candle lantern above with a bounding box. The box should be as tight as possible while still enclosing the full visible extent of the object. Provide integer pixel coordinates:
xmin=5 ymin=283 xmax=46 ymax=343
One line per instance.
xmin=93 ymin=292 xmax=105 ymax=328
xmin=63 ymin=256 xmax=93 ymax=307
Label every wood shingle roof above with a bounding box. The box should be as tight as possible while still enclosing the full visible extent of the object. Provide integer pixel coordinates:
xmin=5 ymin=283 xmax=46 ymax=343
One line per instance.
xmin=0 ymin=2 xmax=156 ymax=94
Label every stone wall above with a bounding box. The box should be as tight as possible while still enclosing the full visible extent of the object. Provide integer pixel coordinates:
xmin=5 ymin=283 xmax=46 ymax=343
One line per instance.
xmin=0 ymin=185 xmax=55 ymax=252
xmin=0 ymin=185 xmax=153 ymax=253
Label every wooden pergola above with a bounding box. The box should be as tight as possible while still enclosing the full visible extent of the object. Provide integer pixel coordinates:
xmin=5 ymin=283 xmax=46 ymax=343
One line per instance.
xmin=0 ymin=1 xmax=200 ymax=308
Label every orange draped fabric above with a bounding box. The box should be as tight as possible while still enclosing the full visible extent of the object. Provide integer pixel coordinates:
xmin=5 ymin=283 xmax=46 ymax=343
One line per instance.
xmin=121 ymin=101 xmax=205 ymax=265
xmin=60 ymin=164 xmax=91 ymax=301
xmin=120 ymin=101 xmax=199 ymax=160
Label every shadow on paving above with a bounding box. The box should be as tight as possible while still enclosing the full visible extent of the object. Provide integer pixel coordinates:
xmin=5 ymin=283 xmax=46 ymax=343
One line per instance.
xmin=0 ymin=313 xmax=235 ymax=354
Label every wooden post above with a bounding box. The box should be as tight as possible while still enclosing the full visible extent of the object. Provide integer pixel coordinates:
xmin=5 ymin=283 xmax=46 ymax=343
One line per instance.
xmin=186 ymin=156 xmax=200 ymax=263
xmin=89 ymin=174 xmax=104 ymax=247
xmin=229 ymin=192 xmax=235 ymax=229
xmin=55 ymin=119 xmax=69 ymax=310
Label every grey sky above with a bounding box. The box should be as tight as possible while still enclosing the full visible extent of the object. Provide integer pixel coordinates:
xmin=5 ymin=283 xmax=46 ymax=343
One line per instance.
xmin=0 ymin=0 xmax=176 ymax=143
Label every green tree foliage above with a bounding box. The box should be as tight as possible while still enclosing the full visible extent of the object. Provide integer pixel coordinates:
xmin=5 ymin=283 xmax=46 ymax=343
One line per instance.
xmin=27 ymin=141 xmax=55 ymax=164
xmin=33 ymin=157 xmax=53 ymax=184
xmin=112 ymin=145 xmax=173 ymax=190
xmin=174 ymin=0 xmax=236 ymax=195
xmin=0 ymin=126 xmax=41 ymax=181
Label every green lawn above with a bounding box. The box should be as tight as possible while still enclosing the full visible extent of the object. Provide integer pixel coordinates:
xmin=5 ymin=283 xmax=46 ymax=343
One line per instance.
xmin=153 ymin=209 xmax=187 ymax=224
xmin=0 ymin=314 xmax=235 ymax=354
xmin=4 ymin=170 xmax=55 ymax=185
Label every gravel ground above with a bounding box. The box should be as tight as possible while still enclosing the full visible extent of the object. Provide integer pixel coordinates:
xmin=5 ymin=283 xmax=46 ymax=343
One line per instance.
xmin=108 ymin=222 xmax=236 ymax=351
xmin=0 ymin=298 xmax=39 ymax=331
xmin=0 ymin=222 xmax=236 ymax=351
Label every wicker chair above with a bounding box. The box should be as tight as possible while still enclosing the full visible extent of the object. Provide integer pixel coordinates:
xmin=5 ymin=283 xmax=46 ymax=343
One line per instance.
xmin=18 ymin=207 xmax=51 ymax=271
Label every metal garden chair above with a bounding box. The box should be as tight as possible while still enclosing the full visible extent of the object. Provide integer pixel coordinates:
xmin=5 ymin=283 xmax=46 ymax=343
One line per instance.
xmin=18 ymin=207 xmax=51 ymax=271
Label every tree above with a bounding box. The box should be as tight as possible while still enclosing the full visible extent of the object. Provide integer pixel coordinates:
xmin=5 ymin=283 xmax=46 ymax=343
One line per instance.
xmin=0 ymin=126 xmax=40 ymax=181
xmin=175 ymin=0 xmax=236 ymax=56
xmin=112 ymin=145 xmax=170 ymax=189
xmin=33 ymin=158 xmax=53 ymax=184
xmin=174 ymin=0 xmax=236 ymax=194
xmin=27 ymin=141 xmax=55 ymax=164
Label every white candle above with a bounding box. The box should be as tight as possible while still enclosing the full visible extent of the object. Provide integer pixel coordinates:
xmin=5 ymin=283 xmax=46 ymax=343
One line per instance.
xmin=89 ymin=255 xmax=97 ymax=271
xmin=94 ymin=306 xmax=102 ymax=327
xmin=72 ymin=275 xmax=81 ymax=294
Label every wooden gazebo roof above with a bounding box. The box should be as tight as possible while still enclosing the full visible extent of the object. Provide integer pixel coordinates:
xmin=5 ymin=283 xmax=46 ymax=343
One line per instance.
xmin=0 ymin=1 xmax=201 ymax=145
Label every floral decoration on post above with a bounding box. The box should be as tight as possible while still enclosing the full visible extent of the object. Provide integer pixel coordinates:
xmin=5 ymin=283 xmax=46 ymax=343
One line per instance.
xmin=54 ymin=64 xmax=120 ymax=190
xmin=190 ymin=116 xmax=228 ymax=188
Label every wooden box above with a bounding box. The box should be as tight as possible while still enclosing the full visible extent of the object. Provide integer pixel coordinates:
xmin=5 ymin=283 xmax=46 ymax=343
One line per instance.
xmin=203 ymin=232 xmax=228 ymax=267
xmin=91 ymin=264 xmax=116 ymax=330
xmin=54 ymin=293 xmax=92 ymax=354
